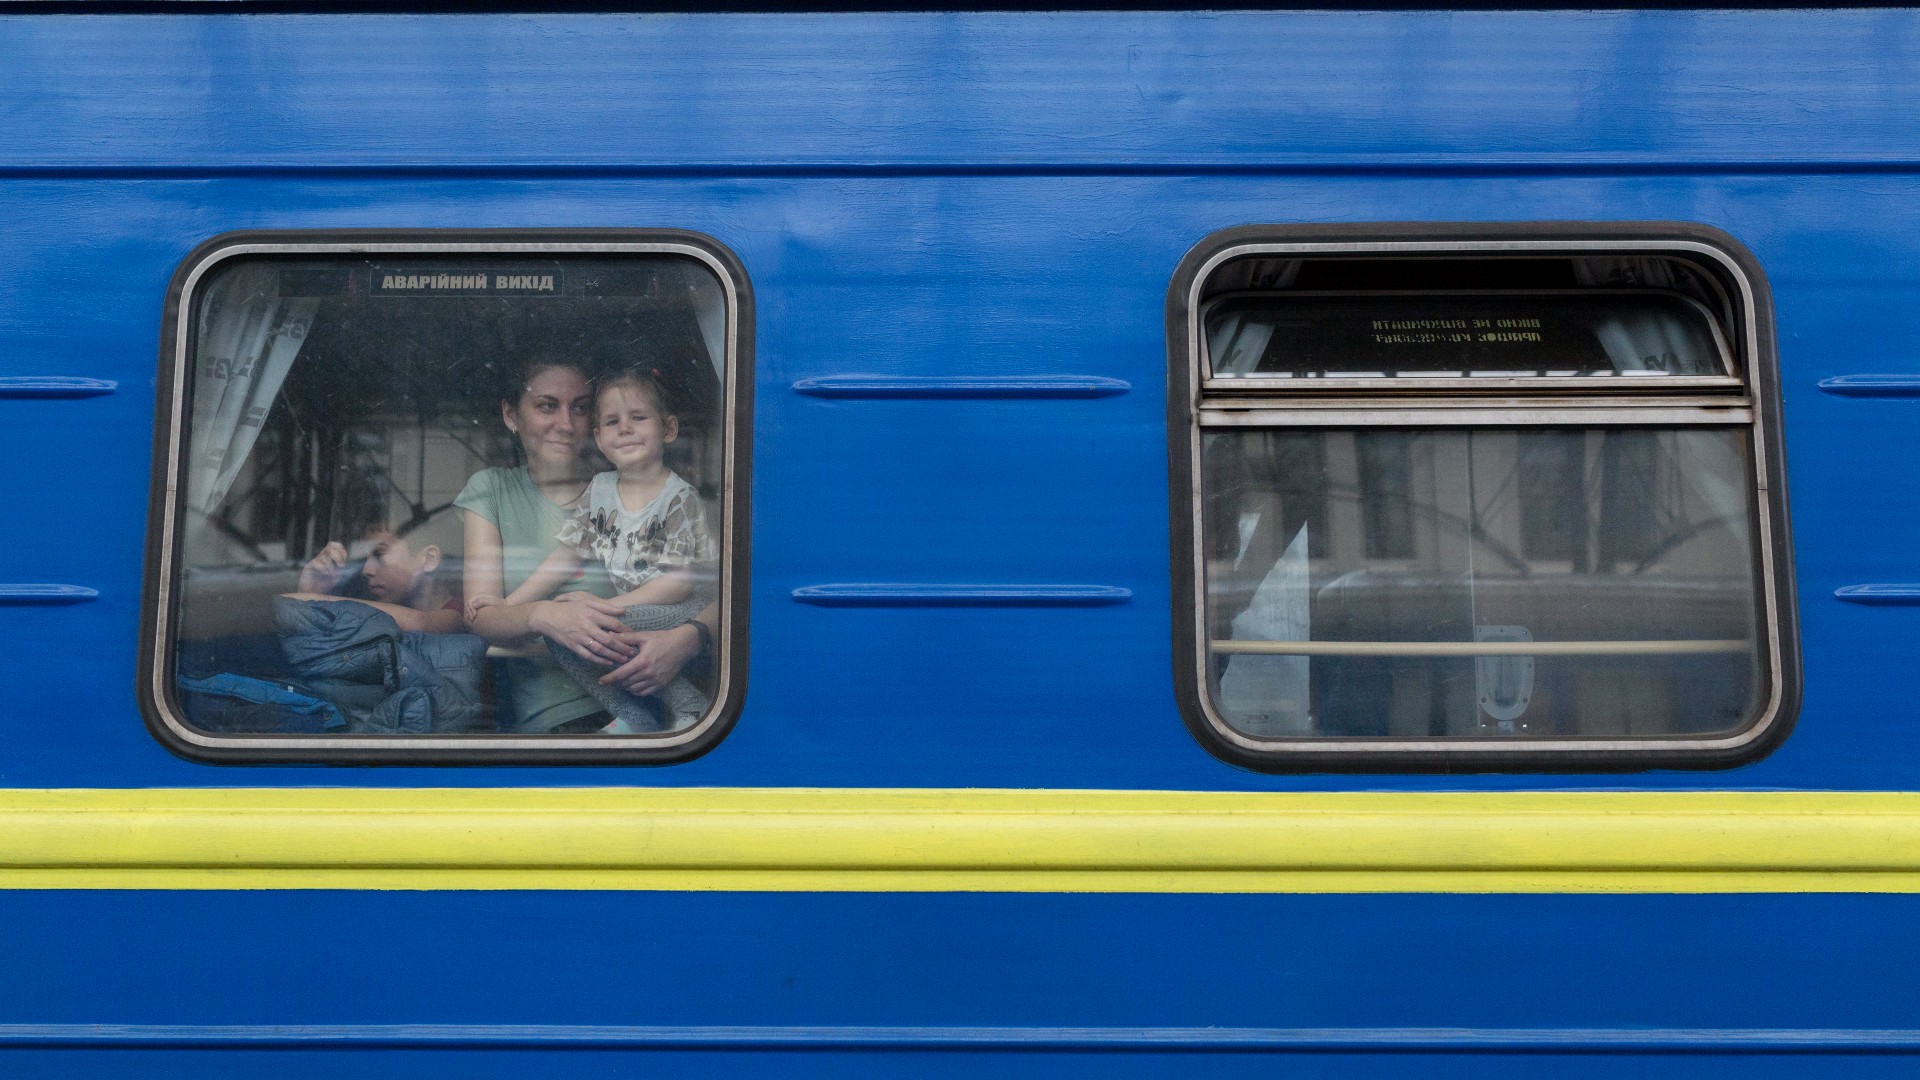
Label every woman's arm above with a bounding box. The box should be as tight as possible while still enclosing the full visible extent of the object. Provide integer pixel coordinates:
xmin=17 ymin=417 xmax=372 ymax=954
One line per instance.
xmin=501 ymin=545 xmax=585 ymax=606
xmin=279 ymin=594 xmax=464 ymax=634
xmin=460 ymin=509 xmax=635 ymax=665
xmin=461 ymin=510 xmax=550 ymax=646
xmin=460 ymin=511 xmax=516 ymax=637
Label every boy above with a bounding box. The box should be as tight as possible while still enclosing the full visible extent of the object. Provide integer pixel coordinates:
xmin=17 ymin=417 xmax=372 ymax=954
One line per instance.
xmin=283 ymin=529 xmax=464 ymax=633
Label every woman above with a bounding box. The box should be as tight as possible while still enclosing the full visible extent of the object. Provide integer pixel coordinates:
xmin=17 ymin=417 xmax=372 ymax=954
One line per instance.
xmin=458 ymin=358 xmax=711 ymax=733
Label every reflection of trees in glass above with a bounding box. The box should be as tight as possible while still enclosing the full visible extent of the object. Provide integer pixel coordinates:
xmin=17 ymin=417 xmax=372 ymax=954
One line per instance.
xmin=1357 ymin=432 xmax=1413 ymax=559
xmin=1519 ymin=431 xmax=1587 ymax=564
xmin=1515 ymin=431 xmax=1707 ymax=572
xmin=1203 ymin=432 xmax=1325 ymax=565
xmin=1206 ymin=429 xmax=1751 ymax=635
xmin=206 ymin=278 xmax=723 ymax=562
xmin=1204 ymin=428 xmax=1758 ymax=739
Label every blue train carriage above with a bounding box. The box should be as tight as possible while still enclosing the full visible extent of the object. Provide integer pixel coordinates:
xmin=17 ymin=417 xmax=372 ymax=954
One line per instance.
xmin=1 ymin=5 xmax=1918 ymax=1076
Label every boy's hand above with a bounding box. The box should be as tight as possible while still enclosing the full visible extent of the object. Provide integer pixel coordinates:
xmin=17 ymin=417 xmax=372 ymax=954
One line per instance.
xmin=464 ymin=594 xmax=504 ymax=622
xmin=554 ymin=591 xmax=602 ymax=605
xmin=297 ymin=542 xmax=352 ymax=594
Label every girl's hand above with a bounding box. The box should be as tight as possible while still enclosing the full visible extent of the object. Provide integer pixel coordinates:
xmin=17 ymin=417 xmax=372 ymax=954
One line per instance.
xmin=463 ymin=594 xmax=504 ymax=622
xmin=297 ymin=542 xmax=352 ymax=594
xmin=527 ymin=598 xmax=635 ymax=666
xmin=554 ymin=590 xmax=606 ymax=606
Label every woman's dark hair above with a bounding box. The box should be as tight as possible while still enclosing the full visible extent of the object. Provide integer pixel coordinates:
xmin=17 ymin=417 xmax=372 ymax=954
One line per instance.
xmin=499 ymin=355 xmax=589 ymax=409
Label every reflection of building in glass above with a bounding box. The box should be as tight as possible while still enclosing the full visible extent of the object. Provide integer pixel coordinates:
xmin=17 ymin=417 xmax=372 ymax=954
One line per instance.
xmin=164 ymin=250 xmax=737 ymax=747
xmin=1206 ymin=428 xmax=1759 ymax=739
xmin=1184 ymin=245 xmax=1785 ymax=761
xmin=185 ymin=257 xmax=728 ymax=576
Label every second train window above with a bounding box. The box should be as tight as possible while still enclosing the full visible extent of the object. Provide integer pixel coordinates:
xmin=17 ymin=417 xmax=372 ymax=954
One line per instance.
xmin=1171 ymin=229 xmax=1795 ymax=770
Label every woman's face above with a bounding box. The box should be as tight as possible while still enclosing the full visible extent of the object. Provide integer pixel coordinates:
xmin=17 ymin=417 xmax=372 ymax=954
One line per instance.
xmin=502 ymin=365 xmax=592 ymax=471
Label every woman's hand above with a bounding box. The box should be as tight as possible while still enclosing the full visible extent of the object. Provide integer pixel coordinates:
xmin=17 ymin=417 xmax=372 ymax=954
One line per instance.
xmin=601 ymin=622 xmax=701 ymax=696
xmin=297 ymin=541 xmax=352 ymax=594
xmin=527 ymin=597 xmax=636 ymax=666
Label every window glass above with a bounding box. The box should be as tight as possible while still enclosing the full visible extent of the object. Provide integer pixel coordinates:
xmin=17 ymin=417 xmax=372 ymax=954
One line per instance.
xmin=1202 ymin=427 xmax=1761 ymax=738
xmin=1206 ymin=293 xmax=1727 ymax=379
xmin=1173 ymin=237 xmax=1793 ymax=766
xmin=162 ymin=248 xmax=738 ymax=750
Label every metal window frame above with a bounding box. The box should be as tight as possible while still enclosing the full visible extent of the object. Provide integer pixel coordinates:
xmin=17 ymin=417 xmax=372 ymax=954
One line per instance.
xmin=140 ymin=229 xmax=753 ymax=765
xmin=1165 ymin=222 xmax=1799 ymax=772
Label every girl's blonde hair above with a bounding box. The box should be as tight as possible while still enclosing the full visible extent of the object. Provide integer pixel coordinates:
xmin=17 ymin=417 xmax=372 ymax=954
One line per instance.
xmin=594 ymin=367 xmax=674 ymax=418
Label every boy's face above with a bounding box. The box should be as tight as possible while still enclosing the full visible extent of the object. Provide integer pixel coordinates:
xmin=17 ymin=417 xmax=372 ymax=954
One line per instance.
xmin=361 ymin=532 xmax=432 ymax=602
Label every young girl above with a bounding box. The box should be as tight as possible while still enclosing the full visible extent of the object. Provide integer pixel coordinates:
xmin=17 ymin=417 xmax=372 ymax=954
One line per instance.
xmin=466 ymin=369 xmax=715 ymax=733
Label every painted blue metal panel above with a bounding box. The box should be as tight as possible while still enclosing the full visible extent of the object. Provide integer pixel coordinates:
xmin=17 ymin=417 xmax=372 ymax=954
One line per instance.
xmin=0 ymin=376 xmax=116 ymax=398
xmin=792 ymin=375 xmax=1130 ymax=398
xmin=1834 ymin=585 xmax=1920 ymax=606
xmin=2 ymin=9 xmax=1920 ymax=1069
xmin=7 ymin=167 xmax=1920 ymax=789
xmin=791 ymin=584 xmax=1132 ymax=606
xmin=3 ymin=1049 xmax=1912 ymax=1080
xmin=1 ymin=892 xmax=1920 ymax=1071
xmin=0 ymin=584 xmax=98 ymax=605
xmin=3 ymin=13 xmax=1920 ymax=170
xmin=1818 ymin=375 xmax=1920 ymax=397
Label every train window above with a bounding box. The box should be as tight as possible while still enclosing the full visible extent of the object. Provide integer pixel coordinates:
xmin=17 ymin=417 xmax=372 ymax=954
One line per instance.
xmin=1168 ymin=225 xmax=1797 ymax=771
xmin=142 ymin=232 xmax=751 ymax=763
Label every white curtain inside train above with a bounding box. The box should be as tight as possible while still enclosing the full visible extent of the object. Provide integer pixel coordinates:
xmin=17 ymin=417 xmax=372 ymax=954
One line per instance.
xmin=182 ymin=263 xmax=318 ymax=560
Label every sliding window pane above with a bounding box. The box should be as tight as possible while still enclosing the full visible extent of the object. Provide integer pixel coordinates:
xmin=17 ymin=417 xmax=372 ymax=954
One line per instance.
xmin=1201 ymin=428 xmax=1761 ymax=739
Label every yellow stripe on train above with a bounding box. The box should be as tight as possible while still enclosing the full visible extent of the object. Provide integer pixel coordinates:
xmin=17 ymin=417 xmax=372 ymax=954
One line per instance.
xmin=0 ymin=788 xmax=1916 ymax=892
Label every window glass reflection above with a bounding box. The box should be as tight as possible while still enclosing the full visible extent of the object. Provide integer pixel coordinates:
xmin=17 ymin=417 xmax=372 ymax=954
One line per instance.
xmin=1206 ymin=293 xmax=1726 ymax=379
xmin=1202 ymin=428 xmax=1761 ymax=739
xmin=172 ymin=254 xmax=730 ymax=739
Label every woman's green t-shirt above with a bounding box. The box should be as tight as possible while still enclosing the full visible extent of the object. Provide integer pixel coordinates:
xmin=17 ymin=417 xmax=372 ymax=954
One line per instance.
xmin=454 ymin=466 xmax=612 ymax=732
